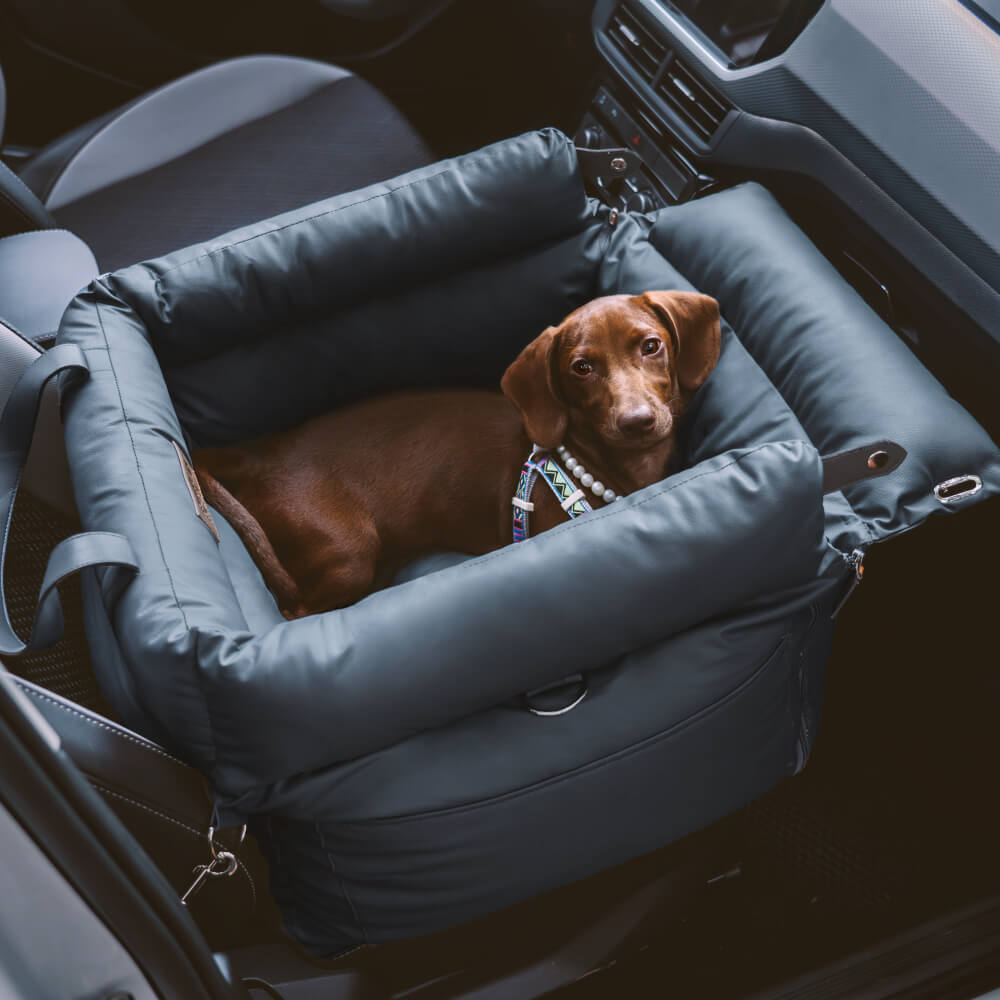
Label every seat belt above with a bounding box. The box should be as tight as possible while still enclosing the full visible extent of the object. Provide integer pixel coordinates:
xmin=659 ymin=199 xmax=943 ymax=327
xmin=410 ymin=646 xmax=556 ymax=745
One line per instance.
xmin=0 ymin=344 xmax=138 ymax=655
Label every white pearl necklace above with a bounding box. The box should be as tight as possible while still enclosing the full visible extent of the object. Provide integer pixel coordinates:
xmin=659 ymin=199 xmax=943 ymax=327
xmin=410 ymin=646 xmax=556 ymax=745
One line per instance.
xmin=555 ymin=445 xmax=618 ymax=504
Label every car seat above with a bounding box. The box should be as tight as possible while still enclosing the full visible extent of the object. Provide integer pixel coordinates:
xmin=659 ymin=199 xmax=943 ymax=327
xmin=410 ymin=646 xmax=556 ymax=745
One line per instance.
xmin=0 ymin=55 xmax=432 ymax=270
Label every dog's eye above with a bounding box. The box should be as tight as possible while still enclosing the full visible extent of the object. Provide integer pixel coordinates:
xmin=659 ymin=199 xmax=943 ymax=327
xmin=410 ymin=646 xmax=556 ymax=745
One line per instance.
xmin=571 ymin=359 xmax=594 ymax=376
xmin=641 ymin=337 xmax=662 ymax=356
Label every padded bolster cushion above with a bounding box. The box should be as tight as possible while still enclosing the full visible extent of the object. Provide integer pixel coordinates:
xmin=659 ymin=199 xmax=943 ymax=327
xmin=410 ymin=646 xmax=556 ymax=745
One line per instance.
xmin=57 ymin=130 xmax=998 ymax=815
xmin=594 ymin=213 xmax=866 ymax=554
xmin=134 ymin=128 xmax=592 ymax=365
xmin=650 ymin=184 xmax=1000 ymax=538
xmin=59 ymin=271 xmax=827 ymax=794
xmin=162 ymin=227 xmax=604 ymax=446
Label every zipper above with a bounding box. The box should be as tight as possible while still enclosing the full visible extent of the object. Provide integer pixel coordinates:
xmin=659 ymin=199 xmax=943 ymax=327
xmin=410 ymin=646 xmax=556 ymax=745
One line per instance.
xmin=831 ymin=547 xmax=866 ymax=619
xmin=598 ymin=206 xmax=620 ymax=256
xmin=794 ymin=602 xmax=819 ymax=772
xmin=796 ymin=547 xmax=868 ymax=770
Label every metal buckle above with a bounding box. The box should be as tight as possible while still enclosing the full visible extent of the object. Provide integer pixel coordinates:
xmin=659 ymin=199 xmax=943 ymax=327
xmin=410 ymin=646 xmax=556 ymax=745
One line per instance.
xmin=180 ymin=824 xmax=246 ymax=906
xmin=575 ymin=146 xmax=642 ymax=181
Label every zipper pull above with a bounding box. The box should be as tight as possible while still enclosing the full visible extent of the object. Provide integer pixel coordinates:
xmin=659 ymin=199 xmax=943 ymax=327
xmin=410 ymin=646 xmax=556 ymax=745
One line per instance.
xmin=831 ymin=548 xmax=865 ymax=618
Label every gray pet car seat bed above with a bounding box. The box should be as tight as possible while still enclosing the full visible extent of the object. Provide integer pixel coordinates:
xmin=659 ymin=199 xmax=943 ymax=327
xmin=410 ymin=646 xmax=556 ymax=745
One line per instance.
xmin=2 ymin=129 xmax=998 ymax=957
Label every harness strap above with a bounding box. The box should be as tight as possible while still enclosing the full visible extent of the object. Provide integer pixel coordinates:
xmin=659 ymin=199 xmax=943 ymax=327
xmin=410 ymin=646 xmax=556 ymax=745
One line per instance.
xmin=559 ymin=488 xmax=586 ymax=512
xmin=512 ymin=455 xmax=540 ymax=542
xmin=535 ymin=455 xmax=593 ymax=518
xmin=0 ymin=345 xmax=138 ymax=656
xmin=512 ymin=449 xmax=594 ymax=542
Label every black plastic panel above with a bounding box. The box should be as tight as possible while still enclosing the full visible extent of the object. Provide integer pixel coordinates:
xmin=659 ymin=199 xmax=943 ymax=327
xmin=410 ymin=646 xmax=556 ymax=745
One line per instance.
xmin=592 ymin=0 xmax=1000 ymax=348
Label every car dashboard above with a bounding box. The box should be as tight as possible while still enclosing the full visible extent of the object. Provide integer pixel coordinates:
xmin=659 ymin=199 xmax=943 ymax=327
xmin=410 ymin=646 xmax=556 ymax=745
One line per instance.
xmin=579 ymin=0 xmax=1000 ymax=365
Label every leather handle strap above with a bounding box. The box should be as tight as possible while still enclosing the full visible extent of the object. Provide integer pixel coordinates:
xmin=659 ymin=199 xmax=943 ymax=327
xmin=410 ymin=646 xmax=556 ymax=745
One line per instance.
xmin=821 ymin=440 xmax=906 ymax=495
xmin=0 ymin=345 xmax=138 ymax=656
xmin=575 ymin=146 xmax=642 ymax=181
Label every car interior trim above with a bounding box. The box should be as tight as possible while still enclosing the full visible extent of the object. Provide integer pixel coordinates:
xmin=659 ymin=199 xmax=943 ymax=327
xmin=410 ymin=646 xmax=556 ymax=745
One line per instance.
xmin=42 ymin=55 xmax=353 ymax=211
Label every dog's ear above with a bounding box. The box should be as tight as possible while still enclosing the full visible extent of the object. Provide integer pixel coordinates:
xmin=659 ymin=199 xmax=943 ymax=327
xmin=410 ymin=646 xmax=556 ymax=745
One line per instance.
xmin=641 ymin=291 xmax=721 ymax=392
xmin=501 ymin=325 xmax=568 ymax=449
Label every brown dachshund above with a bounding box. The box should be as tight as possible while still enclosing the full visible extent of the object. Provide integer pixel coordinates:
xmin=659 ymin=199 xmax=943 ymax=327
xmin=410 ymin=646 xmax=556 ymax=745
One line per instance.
xmin=194 ymin=291 xmax=720 ymax=618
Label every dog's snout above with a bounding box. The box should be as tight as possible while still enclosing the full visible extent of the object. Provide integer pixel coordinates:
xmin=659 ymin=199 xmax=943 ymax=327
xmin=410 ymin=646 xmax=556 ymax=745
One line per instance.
xmin=618 ymin=406 xmax=656 ymax=436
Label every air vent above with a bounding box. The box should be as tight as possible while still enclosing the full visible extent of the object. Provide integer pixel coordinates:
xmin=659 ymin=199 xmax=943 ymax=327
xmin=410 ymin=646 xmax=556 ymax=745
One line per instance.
xmin=606 ymin=4 xmax=668 ymax=83
xmin=656 ymin=58 xmax=730 ymax=142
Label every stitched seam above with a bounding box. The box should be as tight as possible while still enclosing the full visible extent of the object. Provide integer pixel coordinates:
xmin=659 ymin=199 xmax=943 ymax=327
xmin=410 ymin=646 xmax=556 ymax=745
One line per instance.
xmin=153 ymin=135 xmax=573 ymax=284
xmin=266 ymin=814 xmax=300 ymax=937
xmin=95 ymin=297 xmax=190 ymax=632
xmin=237 ymin=854 xmax=256 ymax=909
xmin=651 ymin=246 xmax=880 ymax=545
xmin=645 ymin=225 xmax=880 ymax=544
xmin=323 ymin=944 xmax=366 ymax=962
xmin=20 ymin=683 xmax=186 ymax=764
xmin=0 ymin=227 xmax=77 ymax=246
xmin=46 ymin=58 xmax=350 ymax=209
xmin=95 ymin=783 xmax=203 ymax=837
xmin=5 ymin=169 xmax=47 ymax=206
xmin=154 ymin=165 xmax=457 ymax=281
xmin=94 ymin=295 xmax=222 ymax=769
xmin=94 ymin=784 xmax=255 ymax=902
xmin=316 ymin=821 xmax=368 ymax=946
xmin=0 ymin=187 xmax=46 ymax=227
xmin=336 ymin=631 xmax=792 ymax=827
xmin=0 ymin=160 xmax=53 ymax=219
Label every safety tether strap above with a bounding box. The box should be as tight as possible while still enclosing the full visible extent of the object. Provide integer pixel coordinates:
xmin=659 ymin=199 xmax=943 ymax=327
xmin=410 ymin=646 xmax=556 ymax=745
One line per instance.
xmin=0 ymin=344 xmax=138 ymax=655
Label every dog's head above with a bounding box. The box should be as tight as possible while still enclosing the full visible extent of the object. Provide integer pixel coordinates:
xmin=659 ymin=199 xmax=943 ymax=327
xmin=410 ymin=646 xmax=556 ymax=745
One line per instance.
xmin=501 ymin=291 xmax=721 ymax=451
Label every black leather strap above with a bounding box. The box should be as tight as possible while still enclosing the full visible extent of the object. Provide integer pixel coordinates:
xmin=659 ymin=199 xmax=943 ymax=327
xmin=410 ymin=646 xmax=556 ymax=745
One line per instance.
xmin=575 ymin=146 xmax=642 ymax=180
xmin=821 ymin=439 xmax=906 ymax=494
xmin=0 ymin=345 xmax=138 ymax=655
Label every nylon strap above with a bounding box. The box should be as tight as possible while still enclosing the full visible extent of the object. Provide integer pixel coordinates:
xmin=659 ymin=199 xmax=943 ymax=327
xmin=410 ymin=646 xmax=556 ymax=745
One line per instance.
xmin=0 ymin=345 xmax=138 ymax=655
xmin=511 ymin=457 xmax=539 ymax=542
xmin=512 ymin=450 xmax=593 ymax=542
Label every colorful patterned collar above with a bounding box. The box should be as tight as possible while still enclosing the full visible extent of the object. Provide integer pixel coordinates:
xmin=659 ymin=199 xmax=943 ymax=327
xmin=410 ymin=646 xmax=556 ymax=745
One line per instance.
xmin=512 ymin=447 xmax=594 ymax=542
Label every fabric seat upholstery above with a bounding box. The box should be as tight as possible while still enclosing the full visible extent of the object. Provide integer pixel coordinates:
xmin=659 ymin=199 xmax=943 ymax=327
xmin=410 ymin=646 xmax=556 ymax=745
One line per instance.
xmin=16 ymin=55 xmax=433 ymax=271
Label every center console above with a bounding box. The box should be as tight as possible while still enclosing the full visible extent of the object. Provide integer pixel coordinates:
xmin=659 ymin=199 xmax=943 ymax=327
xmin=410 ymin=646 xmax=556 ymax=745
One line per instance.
xmin=576 ymin=1 xmax=744 ymax=211
xmin=577 ymin=0 xmax=1000 ymax=357
xmin=575 ymin=80 xmax=721 ymax=211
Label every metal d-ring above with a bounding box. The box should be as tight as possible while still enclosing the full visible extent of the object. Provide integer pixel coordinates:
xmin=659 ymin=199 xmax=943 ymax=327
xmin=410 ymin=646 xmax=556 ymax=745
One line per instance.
xmin=208 ymin=823 xmax=247 ymax=862
xmin=933 ymin=474 xmax=983 ymax=504
xmin=521 ymin=676 xmax=588 ymax=717
xmin=181 ymin=824 xmax=246 ymax=904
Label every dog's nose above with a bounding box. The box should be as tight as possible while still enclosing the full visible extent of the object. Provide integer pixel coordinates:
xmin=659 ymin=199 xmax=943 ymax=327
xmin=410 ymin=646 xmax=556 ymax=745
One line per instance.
xmin=618 ymin=406 xmax=656 ymax=436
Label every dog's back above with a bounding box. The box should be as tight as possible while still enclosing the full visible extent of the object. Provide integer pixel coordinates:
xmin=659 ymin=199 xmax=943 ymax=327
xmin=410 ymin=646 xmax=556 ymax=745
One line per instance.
xmin=195 ymin=292 xmax=720 ymax=617
xmin=195 ymin=390 xmax=528 ymax=615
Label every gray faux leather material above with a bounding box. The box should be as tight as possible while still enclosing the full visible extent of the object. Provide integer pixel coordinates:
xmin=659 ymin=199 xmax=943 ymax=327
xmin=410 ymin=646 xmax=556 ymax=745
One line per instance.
xmin=54 ymin=129 xmax=1000 ymax=955
xmin=0 ymin=229 xmax=97 ymax=338
xmin=0 ymin=323 xmax=76 ymax=517
xmin=37 ymin=56 xmax=352 ymax=211
xmin=10 ymin=675 xmax=210 ymax=830
xmin=649 ymin=185 xmax=1000 ymax=539
xmin=0 ymin=161 xmax=55 ymax=236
